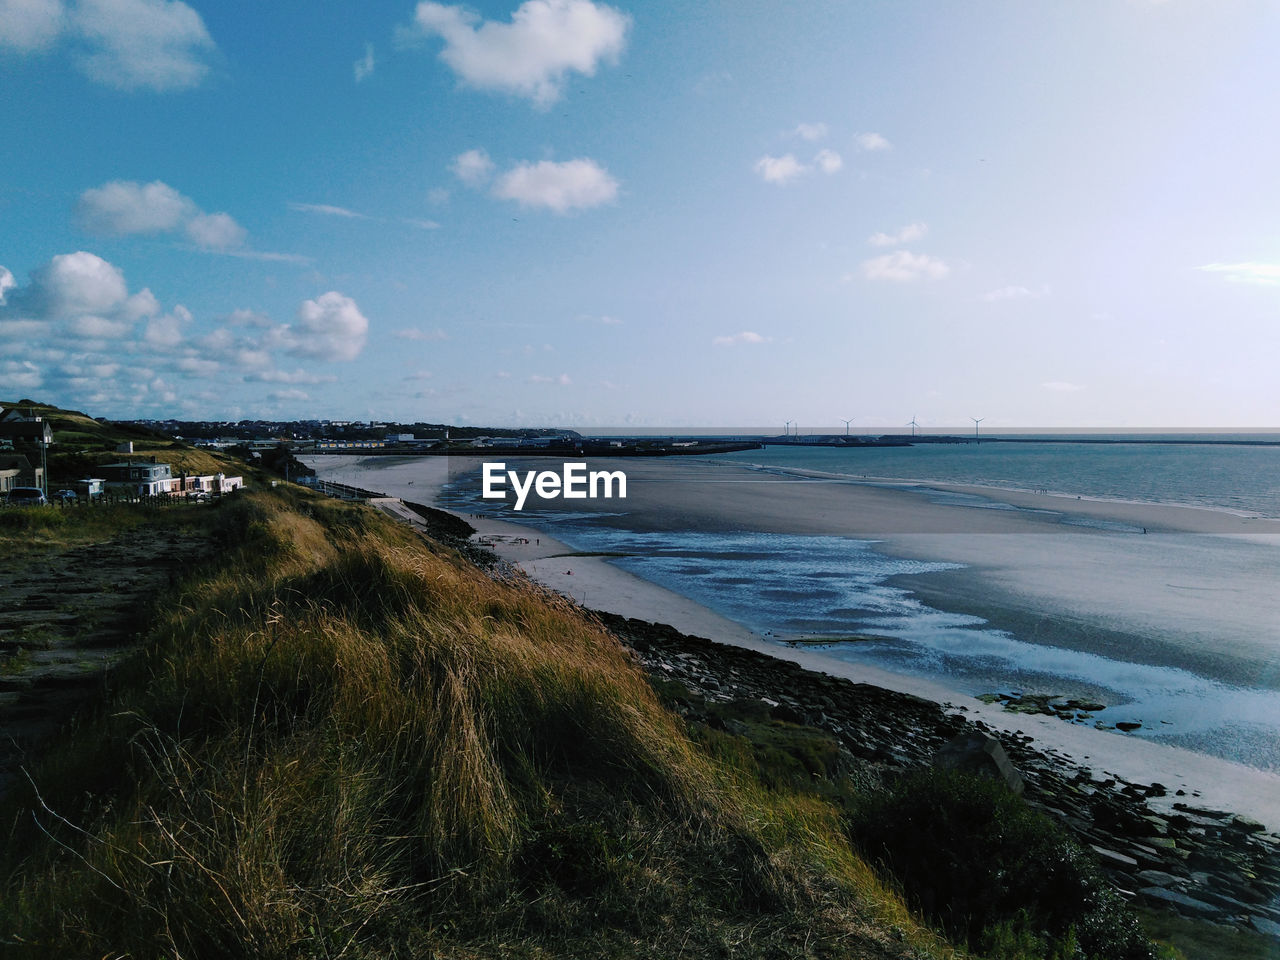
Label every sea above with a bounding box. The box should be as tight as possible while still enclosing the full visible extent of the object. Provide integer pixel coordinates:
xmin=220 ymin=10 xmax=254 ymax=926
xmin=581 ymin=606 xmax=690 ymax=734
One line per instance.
xmin=431 ymin=437 xmax=1280 ymax=771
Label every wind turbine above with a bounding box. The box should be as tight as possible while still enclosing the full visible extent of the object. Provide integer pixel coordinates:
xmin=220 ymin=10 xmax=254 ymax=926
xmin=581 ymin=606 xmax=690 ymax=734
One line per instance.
xmin=971 ymin=416 xmax=984 ymax=441
xmin=784 ymin=419 xmax=793 ymax=437
xmin=908 ymin=415 xmax=919 ymax=437
xmin=840 ymin=418 xmax=853 ymax=436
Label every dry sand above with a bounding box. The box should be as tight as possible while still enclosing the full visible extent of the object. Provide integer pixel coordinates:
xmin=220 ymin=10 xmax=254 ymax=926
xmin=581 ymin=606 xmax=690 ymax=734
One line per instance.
xmin=306 ymin=453 xmax=1280 ymax=829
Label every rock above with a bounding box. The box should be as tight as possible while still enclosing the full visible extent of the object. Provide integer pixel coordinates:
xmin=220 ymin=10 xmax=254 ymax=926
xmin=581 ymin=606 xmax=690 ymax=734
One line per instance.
xmin=1232 ymin=815 xmax=1267 ymax=834
xmin=1136 ymin=869 xmax=1182 ymax=887
xmin=933 ymin=731 xmax=1024 ymax=795
xmin=1090 ymin=845 xmax=1139 ymax=869
xmin=1115 ymin=721 xmax=1142 ymax=732
xmin=1249 ymin=915 xmax=1280 ymax=938
xmin=1137 ymin=887 xmax=1219 ymax=917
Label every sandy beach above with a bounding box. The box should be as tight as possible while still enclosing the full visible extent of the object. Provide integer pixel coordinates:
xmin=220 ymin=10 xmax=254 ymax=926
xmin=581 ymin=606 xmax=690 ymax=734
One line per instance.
xmin=304 ymin=453 xmax=1280 ymax=830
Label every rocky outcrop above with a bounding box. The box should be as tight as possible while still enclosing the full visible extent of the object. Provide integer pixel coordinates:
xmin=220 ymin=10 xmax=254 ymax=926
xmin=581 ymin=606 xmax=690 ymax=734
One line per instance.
xmin=597 ymin=612 xmax=1280 ymax=940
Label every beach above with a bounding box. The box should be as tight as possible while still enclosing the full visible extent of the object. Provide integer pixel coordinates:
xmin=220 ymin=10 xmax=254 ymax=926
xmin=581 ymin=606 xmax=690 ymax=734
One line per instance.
xmin=303 ymin=453 xmax=1280 ymax=830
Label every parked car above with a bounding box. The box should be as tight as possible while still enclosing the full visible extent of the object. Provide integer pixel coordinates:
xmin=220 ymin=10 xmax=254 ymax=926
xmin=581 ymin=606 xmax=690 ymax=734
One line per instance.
xmin=55 ymin=489 xmax=78 ymax=502
xmin=5 ymin=486 xmax=48 ymax=507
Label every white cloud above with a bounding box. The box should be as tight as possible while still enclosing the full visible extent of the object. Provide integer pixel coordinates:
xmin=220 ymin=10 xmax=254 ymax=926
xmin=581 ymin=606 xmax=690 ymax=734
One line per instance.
xmin=814 ymin=148 xmax=842 ymax=174
xmin=1197 ymin=261 xmax=1280 ymax=284
xmin=226 ymin=308 xmax=272 ymax=328
xmin=394 ymin=326 xmax=447 ymax=341
xmin=353 ymin=41 xmax=375 ymax=82
xmin=712 ymin=331 xmax=769 ymax=346
xmin=269 ymin=388 xmax=310 ymax=402
xmin=184 ymin=211 xmax=246 ymax=250
xmin=283 ymin=291 xmax=369 ymax=362
xmin=868 ymin=222 xmax=928 ymax=247
xmin=0 ymin=360 xmax=44 ymax=390
xmin=26 ymin=250 xmax=129 ymax=317
xmin=144 ymin=304 xmax=192 ymax=348
xmin=0 ymin=253 xmax=367 ymax=417
xmin=0 ymin=0 xmax=65 ymax=52
xmin=68 ymin=313 xmax=130 ymax=338
xmin=794 ymin=121 xmax=827 ymax=141
xmin=208 ymin=248 xmax=311 ymax=264
xmin=73 ymin=0 xmax=216 ymax=91
xmin=755 ymin=153 xmax=807 ymax=185
xmin=403 ymin=217 xmax=441 ymax=229
xmin=492 ymin=158 xmax=618 ymax=213
xmin=245 ymin=368 xmax=337 ymax=385
xmin=755 ymin=148 xmax=841 ymax=184
xmin=855 ymin=132 xmax=891 ymax=152
xmin=289 ymin=202 xmax=370 ymax=219
xmin=79 ymin=179 xmax=248 ymax=250
xmin=1042 ymin=381 xmax=1085 ymax=393
xmin=982 ymin=284 xmax=1049 ymax=302
xmin=402 ymin=0 xmax=629 ymax=108
xmin=452 ymin=148 xmax=495 ymax=186
xmin=77 ymin=179 xmax=191 ymax=234
xmin=860 ymin=250 xmax=950 ymax=282
xmin=427 ymin=187 xmax=450 ymax=206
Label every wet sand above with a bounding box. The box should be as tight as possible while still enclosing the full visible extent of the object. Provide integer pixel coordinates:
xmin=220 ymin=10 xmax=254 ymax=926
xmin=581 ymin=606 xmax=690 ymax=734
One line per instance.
xmin=304 ymin=454 xmax=1280 ymax=829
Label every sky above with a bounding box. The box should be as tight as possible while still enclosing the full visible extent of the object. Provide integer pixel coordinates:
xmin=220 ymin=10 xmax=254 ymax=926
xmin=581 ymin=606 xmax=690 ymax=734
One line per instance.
xmin=3 ymin=0 xmax=1280 ymax=430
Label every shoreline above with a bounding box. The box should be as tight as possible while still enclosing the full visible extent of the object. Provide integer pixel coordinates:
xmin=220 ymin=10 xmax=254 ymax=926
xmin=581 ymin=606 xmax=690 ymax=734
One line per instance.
xmin=303 ymin=454 xmax=1280 ymax=831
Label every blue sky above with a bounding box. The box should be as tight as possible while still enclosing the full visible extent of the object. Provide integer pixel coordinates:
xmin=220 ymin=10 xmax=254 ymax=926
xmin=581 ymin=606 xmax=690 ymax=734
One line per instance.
xmin=3 ymin=0 xmax=1280 ymax=429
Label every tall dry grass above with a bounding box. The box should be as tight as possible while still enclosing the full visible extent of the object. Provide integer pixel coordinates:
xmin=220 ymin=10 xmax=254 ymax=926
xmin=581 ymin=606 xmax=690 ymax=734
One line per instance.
xmin=2 ymin=488 xmax=951 ymax=959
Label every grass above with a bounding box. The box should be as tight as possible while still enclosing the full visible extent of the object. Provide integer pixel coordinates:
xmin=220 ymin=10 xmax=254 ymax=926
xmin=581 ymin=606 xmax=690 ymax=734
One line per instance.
xmin=0 ymin=487 xmax=960 ymax=959
xmin=0 ymin=500 xmax=208 ymax=555
xmin=1134 ymin=906 xmax=1277 ymax=960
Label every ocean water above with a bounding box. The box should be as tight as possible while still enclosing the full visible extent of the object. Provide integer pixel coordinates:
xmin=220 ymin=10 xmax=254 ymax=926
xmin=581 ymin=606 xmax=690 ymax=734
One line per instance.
xmin=716 ymin=438 xmax=1280 ymax=518
xmin=435 ymin=440 xmax=1280 ymax=770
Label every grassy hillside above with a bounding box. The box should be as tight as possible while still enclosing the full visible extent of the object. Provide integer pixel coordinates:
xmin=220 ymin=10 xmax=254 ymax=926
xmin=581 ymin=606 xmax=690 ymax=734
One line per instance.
xmin=2 ymin=485 xmax=964 ymax=959
xmin=0 ymin=400 xmax=1170 ymax=958
xmin=2 ymin=398 xmax=238 ymax=481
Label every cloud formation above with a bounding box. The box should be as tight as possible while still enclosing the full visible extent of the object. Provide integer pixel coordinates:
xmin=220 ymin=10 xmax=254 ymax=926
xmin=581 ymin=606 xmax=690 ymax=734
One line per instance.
xmin=394 ymin=327 xmax=447 ymax=341
xmin=794 ymin=122 xmax=827 ymax=141
xmin=855 ymin=132 xmax=892 ymax=151
xmin=0 ymin=0 xmax=217 ymax=91
xmin=0 ymin=0 xmax=64 ymax=52
xmin=860 ymin=251 xmax=950 ymax=282
xmin=0 ymin=251 xmax=369 ymax=413
xmin=814 ymin=148 xmax=842 ymax=174
xmin=1197 ymin=261 xmax=1280 ymax=284
xmin=78 ymin=180 xmax=247 ymax=251
xmin=402 ymin=0 xmax=629 ymax=107
xmin=982 ymin=284 xmax=1049 ymax=301
xmin=452 ymin=148 xmax=495 ymax=186
xmin=868 ymin=222 xmax=928 ymax=247
xmin=712 ymin=331 xmax=769 ymax=346
xmin=283 ymin=292 xmax=370 ymax=362
xmin=289 ymin=202 xmax=370 ymax=220
xmin=755 ymin=149 xmax=842 ymax=185
xmin=492 ymin=158 xmax=618 ymax=213
xmin=353 ymin=41 xmax=374 ymax=82
xmin=754 ymin=154 xmax=806 ymax=185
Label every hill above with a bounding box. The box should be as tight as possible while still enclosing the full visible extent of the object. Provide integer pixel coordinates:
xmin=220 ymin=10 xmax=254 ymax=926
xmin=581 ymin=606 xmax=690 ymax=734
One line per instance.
xmin=2 ymin=398 xmax=248 ymax=482
xmin=0 ymin=402 xmax=1175 ymax=959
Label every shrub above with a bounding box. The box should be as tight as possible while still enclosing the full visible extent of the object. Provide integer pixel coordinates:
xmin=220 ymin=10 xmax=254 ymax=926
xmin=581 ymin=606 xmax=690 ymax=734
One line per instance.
xmin=849 ymin=768 xmax=1155 ymax=960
